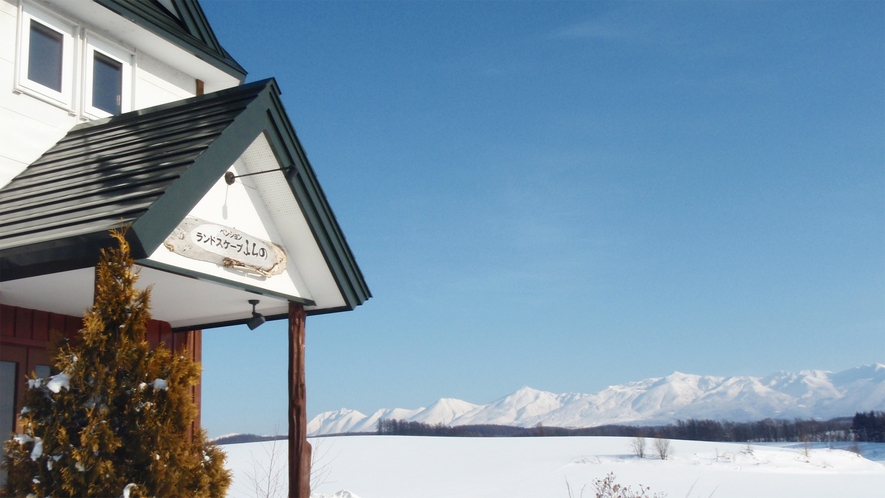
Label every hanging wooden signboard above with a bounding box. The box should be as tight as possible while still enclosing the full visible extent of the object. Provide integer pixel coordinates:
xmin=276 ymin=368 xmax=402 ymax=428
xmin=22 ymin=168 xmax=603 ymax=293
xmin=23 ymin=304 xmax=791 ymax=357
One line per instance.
xmin=163 ymin=217 xmax=287 ymax=277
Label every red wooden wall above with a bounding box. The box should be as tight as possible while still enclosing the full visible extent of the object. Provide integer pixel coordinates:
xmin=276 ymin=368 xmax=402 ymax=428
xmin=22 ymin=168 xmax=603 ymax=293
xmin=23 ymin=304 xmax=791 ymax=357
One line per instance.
xmin=0 ymin=304 xmax=202 ymax=434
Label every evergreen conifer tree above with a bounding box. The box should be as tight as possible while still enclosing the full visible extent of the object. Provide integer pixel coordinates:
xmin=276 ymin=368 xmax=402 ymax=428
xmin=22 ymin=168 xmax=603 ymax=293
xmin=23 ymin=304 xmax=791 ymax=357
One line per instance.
xmin=2 ymin=230 xmax=231 ymax=497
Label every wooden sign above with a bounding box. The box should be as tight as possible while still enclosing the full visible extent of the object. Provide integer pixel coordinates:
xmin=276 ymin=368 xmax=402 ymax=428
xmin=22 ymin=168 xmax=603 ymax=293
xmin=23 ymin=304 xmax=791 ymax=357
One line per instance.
xmin=163 ymin=217 xmax=287 ymax=277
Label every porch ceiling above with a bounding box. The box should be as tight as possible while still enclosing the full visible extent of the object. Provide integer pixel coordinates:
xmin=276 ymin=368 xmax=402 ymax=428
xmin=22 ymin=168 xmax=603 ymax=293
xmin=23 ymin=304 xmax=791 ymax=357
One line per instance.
xmin=0 ymin=266 xmax=291 ymax=331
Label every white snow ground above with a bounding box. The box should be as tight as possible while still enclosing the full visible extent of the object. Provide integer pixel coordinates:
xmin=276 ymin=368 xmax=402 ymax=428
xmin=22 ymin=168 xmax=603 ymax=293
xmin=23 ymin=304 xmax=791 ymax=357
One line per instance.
xmin=221 ymin=436 xmax=885 ymax=498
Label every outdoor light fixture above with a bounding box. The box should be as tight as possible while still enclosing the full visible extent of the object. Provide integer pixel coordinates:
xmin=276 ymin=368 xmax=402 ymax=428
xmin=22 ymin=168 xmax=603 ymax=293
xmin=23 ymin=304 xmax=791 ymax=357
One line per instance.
xmin=224 ymin=166 xmax=296 ymax=185
xmin=247 ymin=299 xmax=266 ymax=330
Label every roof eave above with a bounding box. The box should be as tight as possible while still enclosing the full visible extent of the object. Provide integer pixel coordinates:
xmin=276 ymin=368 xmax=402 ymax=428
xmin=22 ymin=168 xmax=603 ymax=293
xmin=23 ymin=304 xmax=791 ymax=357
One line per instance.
xmin=93 ymin=0 xmax=247 ymax=81
xmin=259 ymin=81 xmax=372 ymax=310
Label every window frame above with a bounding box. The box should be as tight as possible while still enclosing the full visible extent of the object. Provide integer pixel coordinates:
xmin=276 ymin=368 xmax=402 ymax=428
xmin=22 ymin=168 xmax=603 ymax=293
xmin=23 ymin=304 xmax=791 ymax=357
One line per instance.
xmin=82 ymin=31 xmax=134 ymax=118
xmin=15 ymin=2 xmax=78 ymax=111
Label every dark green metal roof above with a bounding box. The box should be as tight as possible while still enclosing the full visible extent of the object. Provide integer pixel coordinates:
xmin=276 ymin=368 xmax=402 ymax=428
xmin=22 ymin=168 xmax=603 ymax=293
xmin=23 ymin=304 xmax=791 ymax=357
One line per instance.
xmin=95 ymin=0 xmax=246 ymax=80
xmin=0 ymin=79 xmax=370 ymax=313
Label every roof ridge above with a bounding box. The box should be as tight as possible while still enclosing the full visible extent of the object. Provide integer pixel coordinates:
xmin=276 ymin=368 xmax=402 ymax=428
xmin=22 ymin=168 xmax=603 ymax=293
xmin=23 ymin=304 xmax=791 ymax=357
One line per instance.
xmin=94 ymin=0 xmax=246 ymax=79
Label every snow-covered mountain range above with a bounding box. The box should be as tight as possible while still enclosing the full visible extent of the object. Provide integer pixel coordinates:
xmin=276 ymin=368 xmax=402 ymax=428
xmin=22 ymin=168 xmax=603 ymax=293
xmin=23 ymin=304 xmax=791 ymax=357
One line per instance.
xmin=308 ymin=364 xmax=885 ymax=436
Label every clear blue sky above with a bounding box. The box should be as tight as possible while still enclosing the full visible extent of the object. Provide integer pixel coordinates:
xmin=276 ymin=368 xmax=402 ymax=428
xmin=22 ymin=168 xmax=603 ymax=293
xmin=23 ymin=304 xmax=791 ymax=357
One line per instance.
xmin=197 ymin=1 xmax=884 ymax=437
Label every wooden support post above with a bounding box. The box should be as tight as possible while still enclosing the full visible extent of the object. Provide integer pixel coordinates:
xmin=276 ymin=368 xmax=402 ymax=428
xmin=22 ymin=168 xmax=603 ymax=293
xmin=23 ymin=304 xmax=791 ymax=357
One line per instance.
xmin=288 ymin=302 xmax=311 ymax=498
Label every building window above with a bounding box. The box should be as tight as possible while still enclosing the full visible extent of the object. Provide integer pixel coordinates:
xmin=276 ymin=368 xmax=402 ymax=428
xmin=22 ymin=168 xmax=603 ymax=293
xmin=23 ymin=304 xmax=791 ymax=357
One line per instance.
xmin=83 ymin=33 xmax=133 ymax=118
xmin=16 ymin=3 xmax=77 ymax=109
xmin=92 ymin=52 xmax=123 ymax=115
xmin=34 ymin=364 xmax=52 ymax=379
xmin=0 ymin=361 xmax=17 ymax=487
xmin=27 ymin=20 xmax=64 ymax=92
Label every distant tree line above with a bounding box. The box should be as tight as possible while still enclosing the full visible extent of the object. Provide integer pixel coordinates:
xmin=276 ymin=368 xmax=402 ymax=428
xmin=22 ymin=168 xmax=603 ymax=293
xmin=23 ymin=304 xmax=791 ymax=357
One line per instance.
xmin=376 ymin=411 xmax=885 ymax=443
xmin=851 ymin=411 xmax=885 ymax=442
xmin=212 ymin=434 xmax=287 ymax=445
xmin=376 ymin=419 xmax=480 ymax=437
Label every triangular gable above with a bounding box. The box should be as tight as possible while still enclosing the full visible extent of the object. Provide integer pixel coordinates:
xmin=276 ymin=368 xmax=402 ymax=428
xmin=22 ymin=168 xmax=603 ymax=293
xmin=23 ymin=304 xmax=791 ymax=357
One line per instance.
xmin=94 ymin=0 xmax=246 ymax=80
xmin=0 ymin=79 xmax=370 ymax=318
xmin=145 ymin=133 xmax=319 ymax=309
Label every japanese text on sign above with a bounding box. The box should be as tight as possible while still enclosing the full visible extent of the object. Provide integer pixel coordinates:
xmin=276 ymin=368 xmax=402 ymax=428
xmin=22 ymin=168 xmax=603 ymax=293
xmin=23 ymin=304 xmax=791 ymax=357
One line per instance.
xmin=193 ymin=229 xmax=270 ymax=261
xmin=163 ymin=217 xmax=287 ymax=277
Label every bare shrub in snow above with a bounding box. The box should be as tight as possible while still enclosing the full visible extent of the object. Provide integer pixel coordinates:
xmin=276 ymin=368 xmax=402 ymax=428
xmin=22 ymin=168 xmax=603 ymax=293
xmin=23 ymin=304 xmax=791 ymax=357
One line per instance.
xmin=245 ymin=435 xmax=334 ymax=497
xmin=630 ymin=435 xmax=646 ymax=458
xmin=801 ymin=436 xmax=812 ymax=460
xmin=311 ymin=438 xmax=335 ymax=490
xmin=247 ymin=436 xmax=286 ymax=498
xmin=592 ymin=472 xmax=666 ymax=498
xmin=653 ymin=437 xmax=671 ymax=460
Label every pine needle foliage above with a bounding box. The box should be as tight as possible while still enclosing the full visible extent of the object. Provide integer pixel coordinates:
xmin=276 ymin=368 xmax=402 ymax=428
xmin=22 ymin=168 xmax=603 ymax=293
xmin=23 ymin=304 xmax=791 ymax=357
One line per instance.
xmin=2 ymin=230 xmax=231 ymax=497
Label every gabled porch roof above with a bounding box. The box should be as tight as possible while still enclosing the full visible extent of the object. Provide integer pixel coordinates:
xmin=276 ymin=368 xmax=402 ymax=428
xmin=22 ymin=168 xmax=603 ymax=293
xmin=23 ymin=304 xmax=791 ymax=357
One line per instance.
xmin=0 ymin=79 xmax=370 ymax=329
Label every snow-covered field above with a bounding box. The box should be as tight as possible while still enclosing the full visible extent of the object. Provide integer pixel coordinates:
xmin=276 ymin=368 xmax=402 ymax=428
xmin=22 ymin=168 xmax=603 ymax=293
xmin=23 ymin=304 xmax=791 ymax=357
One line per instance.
xmin=221 ymin=436 xmax=885 ymax=498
